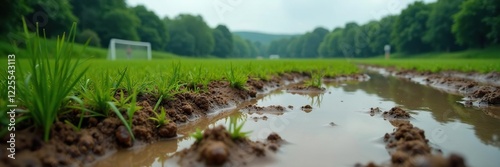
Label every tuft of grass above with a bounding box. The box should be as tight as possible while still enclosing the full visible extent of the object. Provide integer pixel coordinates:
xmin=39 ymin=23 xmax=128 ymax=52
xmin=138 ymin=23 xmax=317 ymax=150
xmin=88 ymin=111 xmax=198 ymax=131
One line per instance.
xmin=149 ymin=96 xmax=170 ymax=128
xmin=16 ymin=20 xmax=88 ymax=141
xmin=155 ymin=63 xmax=183 ymax=100
xmin=79 ymin=69 xmax=126 ymax=116
xmin=228 ymin=116 xmax=251 ymax=140
xmin=226 ymin=64 xmax=247 ymax=90
xmin=191 ymin=128 xmax=204 ymax=142
xmin=305 ymin=71 xmax=324 ymax=88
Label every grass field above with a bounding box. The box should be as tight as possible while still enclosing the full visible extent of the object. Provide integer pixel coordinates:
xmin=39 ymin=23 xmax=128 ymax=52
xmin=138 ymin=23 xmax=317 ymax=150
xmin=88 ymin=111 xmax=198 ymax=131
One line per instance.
xmin=0 ymin=39 xmax=180 ymax=59
xmin=378 ymin=45 xmax=500 ymax=59
xmin=357 ymin=59 xmax=500 ymax=73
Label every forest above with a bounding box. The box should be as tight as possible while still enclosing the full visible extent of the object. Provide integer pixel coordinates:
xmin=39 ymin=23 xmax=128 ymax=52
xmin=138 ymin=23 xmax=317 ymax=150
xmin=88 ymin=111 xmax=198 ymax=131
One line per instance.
xmin=1 ymin=0 xmax=499 ymax=58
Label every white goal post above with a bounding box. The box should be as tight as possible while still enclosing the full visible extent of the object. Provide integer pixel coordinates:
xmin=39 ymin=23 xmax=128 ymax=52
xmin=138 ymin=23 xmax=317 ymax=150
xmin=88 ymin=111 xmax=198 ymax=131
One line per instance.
xmin=107 ymin=38 xmax=152 ymax=60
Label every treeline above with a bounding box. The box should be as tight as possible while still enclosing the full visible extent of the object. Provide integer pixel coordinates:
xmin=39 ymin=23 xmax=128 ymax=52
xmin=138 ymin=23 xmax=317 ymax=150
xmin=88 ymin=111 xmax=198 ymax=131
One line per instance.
xmin=1 ymin=0 xmax=264 ymax=58
xmin=269 ymin=0 xmax=500 ymax=58
xmin=2 ymin=0 xmax=498 ymax=58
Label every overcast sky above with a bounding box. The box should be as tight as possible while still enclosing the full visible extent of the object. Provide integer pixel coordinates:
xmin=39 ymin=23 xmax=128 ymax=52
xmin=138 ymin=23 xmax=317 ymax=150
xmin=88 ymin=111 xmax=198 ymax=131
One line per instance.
xmin=126 ymin=0 xmax=435 ymax=34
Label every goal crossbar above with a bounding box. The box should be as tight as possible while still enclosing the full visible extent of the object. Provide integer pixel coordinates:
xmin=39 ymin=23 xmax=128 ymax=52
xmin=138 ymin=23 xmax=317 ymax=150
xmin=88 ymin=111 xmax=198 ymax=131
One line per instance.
xmin=108 ymin=38 xmax=152 ymax=60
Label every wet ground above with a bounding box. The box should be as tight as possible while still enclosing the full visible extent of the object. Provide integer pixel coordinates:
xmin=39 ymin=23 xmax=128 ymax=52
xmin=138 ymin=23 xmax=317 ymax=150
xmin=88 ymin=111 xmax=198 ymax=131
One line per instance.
xmin=93 ymin=73 xmax=500 ymax=167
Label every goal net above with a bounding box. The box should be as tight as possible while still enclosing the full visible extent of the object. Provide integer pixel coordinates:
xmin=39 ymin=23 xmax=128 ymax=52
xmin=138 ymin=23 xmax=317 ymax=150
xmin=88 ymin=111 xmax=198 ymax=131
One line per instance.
xmin=108 ymin=38 xmax=152 ymax=60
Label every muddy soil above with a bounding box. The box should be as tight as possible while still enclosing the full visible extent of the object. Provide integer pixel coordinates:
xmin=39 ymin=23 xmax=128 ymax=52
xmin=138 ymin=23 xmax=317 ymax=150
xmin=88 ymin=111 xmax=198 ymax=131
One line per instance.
xmin=241 ymin=104 xmax=287 ymax=115
xmin=175 ymin=125 xmax=283 ymax=166
xmin=0 ymin=72 xmax=307 ymax=166
xmin=359 ymin=107 xmax=466 ymax=167
xmin=364 ymin=66 xmax=500 ymax=106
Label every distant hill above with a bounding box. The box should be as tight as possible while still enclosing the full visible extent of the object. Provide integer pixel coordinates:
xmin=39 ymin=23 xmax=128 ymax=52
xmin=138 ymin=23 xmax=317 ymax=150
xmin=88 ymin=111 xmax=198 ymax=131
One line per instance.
xmin=233 ymin=31 xmax=297 ymax=45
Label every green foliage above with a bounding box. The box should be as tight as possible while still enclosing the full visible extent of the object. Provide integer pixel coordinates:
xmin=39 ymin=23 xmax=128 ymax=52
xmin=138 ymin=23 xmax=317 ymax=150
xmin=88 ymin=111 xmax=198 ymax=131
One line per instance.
xmin=392 ymin=1 xmax=433 ymax=54
xmin=25 ymin=0 xmax=78 ymax=37
xmin=79 ymin=69 xmax=126 ymax=117
xmin=149 ymin=96 xmax=170 ymax=128
xmin=77 ymin=29 xmax=101 ymax=47
xmin=228 ymin=116 xmax=251 ymax=140
xmin=424 ymin=0 xmax=464 ymax=51
xmin=358 ymin=59 xmax=500 ymax=73
xmin=191 ymin=128 xmax=204 ymax=142
xmin=16 ymin=20 xmax=88 ymax=141
xmin=212 ymin=25 xmax=233 ymax=58
xmin=166 ymin=14 xmax=214 ymax=56
xmin=453 ymin=0 xmax=499 ymax=48
xmin=149 ymin=108 xmax=170 ymax=128
xmin=226 ymin=64 xmax=247 ymax=90
xmin=108 ymin=102 xmax=135 ymax=140
xmin=98 ymin=9 xmax=140 ymax=46
xmin=232 ymin=35 xmax=252 ymax=58
xmin=306 ymin=72 xmax=324 ymax=88
xmin=155 ymin=63 xmax=183 ymax=100
xmin=133 ymin=5 xmax=169 ymax=50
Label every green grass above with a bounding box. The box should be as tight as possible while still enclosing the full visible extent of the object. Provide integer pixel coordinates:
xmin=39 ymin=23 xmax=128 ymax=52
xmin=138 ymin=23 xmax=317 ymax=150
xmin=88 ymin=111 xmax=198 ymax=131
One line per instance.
xmin=374 ymin=45 xmax=500 ymax=59
xmin=358 ymin=59 xmax=500 ymax=73
xmin=16 ymin=21 xmax=88 ymax=141
xmin=1 ymin=37 xmax=180 ymax=59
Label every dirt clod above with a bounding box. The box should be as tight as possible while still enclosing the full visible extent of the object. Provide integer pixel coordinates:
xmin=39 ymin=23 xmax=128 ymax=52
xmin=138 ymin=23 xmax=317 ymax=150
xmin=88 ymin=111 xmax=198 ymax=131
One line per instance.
xmin=115 ymin=126 xmax=133 ymax=148
xmin=384 ymin=107 xmax=411 ymax=119
xmin=176 ymin=125 xmax=283 ymax=166
xmin=202 ymin=141 xmax=229 ymax=166
xmin=158 ymin=122 xmax=177 ymax=138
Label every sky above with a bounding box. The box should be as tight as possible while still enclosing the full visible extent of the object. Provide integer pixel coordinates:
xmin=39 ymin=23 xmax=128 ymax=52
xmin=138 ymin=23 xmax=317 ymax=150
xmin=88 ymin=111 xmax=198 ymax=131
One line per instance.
xmin=126 ymin=0 xmax=435 ymax=34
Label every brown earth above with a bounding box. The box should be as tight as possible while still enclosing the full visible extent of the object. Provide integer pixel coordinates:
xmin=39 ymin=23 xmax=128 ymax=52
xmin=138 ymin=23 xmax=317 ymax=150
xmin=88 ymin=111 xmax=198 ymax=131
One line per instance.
xmin=364 ymin=66 xmax=500 ymax=106
xmin=175 ymin=125 xmax=283 ymax=166
xmin=358 ymin=107 xmax=467 ymax=167
xmin=0 ymin=72 xmax=306 ymax=166
xmin=241 ymin=104 xmax=287 ymax=115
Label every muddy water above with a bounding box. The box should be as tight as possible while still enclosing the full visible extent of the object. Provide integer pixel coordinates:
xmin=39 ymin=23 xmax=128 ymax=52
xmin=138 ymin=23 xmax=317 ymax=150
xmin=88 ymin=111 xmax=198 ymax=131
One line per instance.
xmin=93 ymin=74 xmax=500 ymax=167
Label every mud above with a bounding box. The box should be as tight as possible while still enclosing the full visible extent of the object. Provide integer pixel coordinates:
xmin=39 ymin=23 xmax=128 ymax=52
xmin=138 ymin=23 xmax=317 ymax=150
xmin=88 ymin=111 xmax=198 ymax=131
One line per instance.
xmin=241 ymin=104 xmax=287 ymax=115
xmin=364 ymin=66 xmax=500 ymax=106
xmin=286 ymin=85 xmax=326 ymax=92
xmin=300 ymin=104 xmax=313 ymax=113
xmin=0 ymin=72 xmax=305 ymax=166
xmin=358 ymin=107 xmax=467 ymax=167
xmin=175 ymin=125 xmax=283 ymax=166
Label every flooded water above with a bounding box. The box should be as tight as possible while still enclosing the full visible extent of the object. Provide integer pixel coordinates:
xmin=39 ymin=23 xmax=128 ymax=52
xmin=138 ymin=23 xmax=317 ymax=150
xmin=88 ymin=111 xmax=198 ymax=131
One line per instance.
xmin=93 ymin=73 xmax=500 ymax=167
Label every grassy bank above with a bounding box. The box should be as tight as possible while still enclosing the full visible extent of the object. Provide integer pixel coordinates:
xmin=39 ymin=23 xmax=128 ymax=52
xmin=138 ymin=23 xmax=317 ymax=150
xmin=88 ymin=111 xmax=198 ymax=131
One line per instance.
xmin=380 ymin=45 xmax=500 ymax=59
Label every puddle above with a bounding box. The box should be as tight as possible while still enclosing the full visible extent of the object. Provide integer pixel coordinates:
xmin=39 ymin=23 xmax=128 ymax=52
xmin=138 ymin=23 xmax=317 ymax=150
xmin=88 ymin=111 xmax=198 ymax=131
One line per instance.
xmin=93 ymin=73 xmax=500 ymax=167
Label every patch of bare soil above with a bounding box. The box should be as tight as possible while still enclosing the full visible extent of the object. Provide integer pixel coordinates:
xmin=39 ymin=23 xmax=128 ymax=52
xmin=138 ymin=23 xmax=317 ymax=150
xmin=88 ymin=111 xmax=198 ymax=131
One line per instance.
xmin=0 ymin=72 xmax=306 ymax=166
xmin=358 ymin=107 xmax=467 ymax=167
xmin=175 ymin=125 xmax=283 ymax=166
xmin=364 ymin=66 xmax=500 ymax=106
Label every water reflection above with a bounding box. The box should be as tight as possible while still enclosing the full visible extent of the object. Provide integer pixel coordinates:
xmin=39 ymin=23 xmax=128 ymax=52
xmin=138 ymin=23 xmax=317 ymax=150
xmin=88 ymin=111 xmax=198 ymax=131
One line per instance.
xmin=94 ymin=73 xmax=500 ymax=167
xmin=338 ymin=73 xmax=500 ymax=149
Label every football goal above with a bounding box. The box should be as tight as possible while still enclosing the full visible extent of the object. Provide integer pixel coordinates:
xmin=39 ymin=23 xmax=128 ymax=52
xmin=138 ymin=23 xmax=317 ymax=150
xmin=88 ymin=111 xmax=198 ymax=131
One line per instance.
xmin=107 ymin=38 xmax=152 ymax=60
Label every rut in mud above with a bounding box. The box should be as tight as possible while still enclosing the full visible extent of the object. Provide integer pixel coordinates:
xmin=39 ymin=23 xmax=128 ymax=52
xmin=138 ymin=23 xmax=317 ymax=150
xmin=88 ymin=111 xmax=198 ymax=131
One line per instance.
xmin=94 ymin=72 xmax=500 ymax=167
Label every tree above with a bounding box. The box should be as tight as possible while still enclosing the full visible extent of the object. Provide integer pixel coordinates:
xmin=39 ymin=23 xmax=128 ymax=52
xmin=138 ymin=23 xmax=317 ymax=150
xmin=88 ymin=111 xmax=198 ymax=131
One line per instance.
xmin=212 ymin=25 xmax=233 ymax=58
xmin=0 ymin=0 xmax=31 ymax=36
xmin=319 ymin=28 xmax=344 ymax=58
xmin=369 ymin=16 xmax=397 ymax=56
xmin=132 ymin=5 xmax=169 ymax=50
xmin=232 ymin=35 xmax=250 ymax=57
xmin=76 ymin=29 xmax=101 ymax=47
xmin=167 ymin=29 xmax=195 ymax=56
xmin=166 ymin=14 xmax=214 ymax=56
xmin=25 ymin=0 xmax=78 ymax=37
xmin=301 ymin=27 xmax=329 ymax=58
xmin=392 ymin=2 xmax=433 ymax=54
xmin=97 ymin=9 xmax=140 ymax=46
xmin=453 ymin=0 xmax=499 ymax=48
xmin=424 ymin=0 xmax=464 ymax=51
